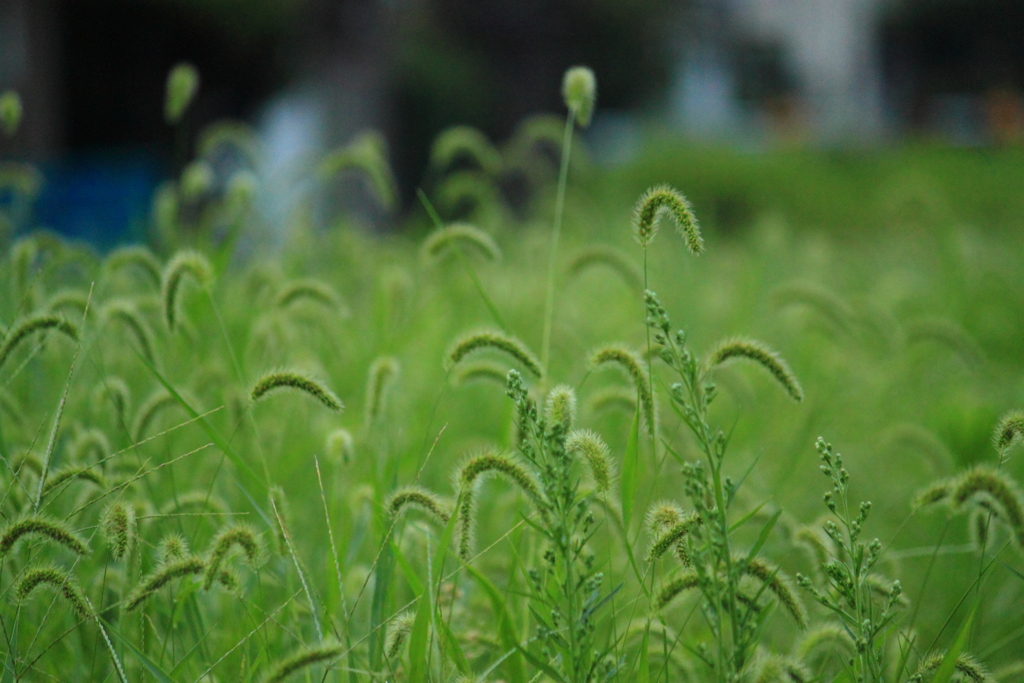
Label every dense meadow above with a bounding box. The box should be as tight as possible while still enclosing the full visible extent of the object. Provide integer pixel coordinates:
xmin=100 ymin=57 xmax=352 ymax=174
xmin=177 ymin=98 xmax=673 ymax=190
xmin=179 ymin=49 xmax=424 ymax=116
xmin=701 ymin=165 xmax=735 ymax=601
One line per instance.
xmin=1 ymin=68 xmax=1024 ymax=682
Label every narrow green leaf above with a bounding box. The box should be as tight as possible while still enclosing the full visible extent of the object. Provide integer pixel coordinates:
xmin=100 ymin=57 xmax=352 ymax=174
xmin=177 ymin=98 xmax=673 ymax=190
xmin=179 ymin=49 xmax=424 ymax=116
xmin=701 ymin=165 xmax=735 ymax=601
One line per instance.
xmin=407 ymin=588 xmax=432 ymax=683
xmin=745 ymin=509 xmax=782 ymax=563
xmin=391 ymin=539 xmax=425 ymax=595
xmin=516 ymin=643 xmax=568 ymax=683
xmin=368 ymin=540 xmax=394 ymax=670
xmin=930 ymin=607 xmax=976 ymax=683
xmin=621 ymin=408 xmax=641 ymax=529
xmin=637 ymin=626 xmax=650 ymax=683
xmin=104 ymin=619 xmax=179 ymax=683
xmin=437 ymin=616 xmax=473 ymax=676
xmin=729 ymin=500 xmax=768 ymax=534
xmin=466 ymin=564 xmax=525 ymax=683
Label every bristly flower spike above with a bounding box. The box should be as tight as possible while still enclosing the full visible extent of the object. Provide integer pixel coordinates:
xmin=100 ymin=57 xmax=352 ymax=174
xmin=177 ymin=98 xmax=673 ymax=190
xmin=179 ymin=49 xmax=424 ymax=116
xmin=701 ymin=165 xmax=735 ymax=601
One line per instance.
xmin=386 ymin=486 xmax=452 ymax=525
xmin=0 ymin=90 xmax=23 ymax=136
xmin=562 ymin=66 xmax=597 ymax=128
xmin=261 ymin=642 xmax=344 ymax=683
xmin=708 ymin=337 xmax=804 ymax=402
xmin=590 ymin=345 xmax=656 ymax=437
xmin=251 ymin=369 xmax=343 ymax=412
xmin=325 ymin=428 xmax=355 ymax=466
xmin=126 ymin=556 xmax=205 ymax=611
xmin=567 ymin=429 xmax=614 ymax=492
xmin=101 ymin=502 xmax=137 ymax=562
xmin=545 ymin=384 xmax=577 ymax=434
xmin=365 ymin=356 xmax=400 ymax=426
xmin=632 ymin=184 xmax=703 ymax=254
xmin=0 ymin=515 xmax=90 ymax=558
xmin=446 ymin=329 xmax=544 ymax=378
xmin=16 ymin=565 xmax=93 ymax=620
xmin=165 ymin=62 xmax=199 ymax=124
xmin=203 ymin=524 xmax=264 ymax=590
xmin=161 ymin=250 xmax=212 ymax=331
xmin=994 ymin=409 xmax=1024 ymax=457
xmin=0 ymin=314 xmax=80 ymax=372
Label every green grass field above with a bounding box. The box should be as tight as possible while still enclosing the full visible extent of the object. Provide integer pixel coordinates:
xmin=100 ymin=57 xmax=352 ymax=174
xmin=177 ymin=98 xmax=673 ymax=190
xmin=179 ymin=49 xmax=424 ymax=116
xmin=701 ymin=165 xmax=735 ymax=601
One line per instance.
xmin=1 ymin=70 xmax=1024 ymax=682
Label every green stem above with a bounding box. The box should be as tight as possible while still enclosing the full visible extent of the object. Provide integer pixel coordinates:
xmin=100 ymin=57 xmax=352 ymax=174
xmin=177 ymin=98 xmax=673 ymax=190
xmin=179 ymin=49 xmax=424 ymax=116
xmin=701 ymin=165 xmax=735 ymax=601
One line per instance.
xmin=540 ymin=111 xmax=576 ymax=374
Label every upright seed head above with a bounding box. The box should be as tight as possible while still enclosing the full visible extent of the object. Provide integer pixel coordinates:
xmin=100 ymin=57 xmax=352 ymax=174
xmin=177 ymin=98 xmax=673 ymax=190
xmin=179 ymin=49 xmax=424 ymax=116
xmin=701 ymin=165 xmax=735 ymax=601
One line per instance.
xmin=161 ymin=250 xmax=213 ymax=332
xmin=156 ymin=533 xmax=189 ymax=564
xmin=16 ymin=565 xmax=93 ymax=620
xmin=385 ymin=612 xmax=417 ymax=660
xmin=365 ymin=356 xmax=400 ymax=426
xmin=251 ymin=369 xmax=343 ymax=412
xmin=101 ymin=502 xmax=137 ymax=562
xmin=325 ymin=428 xmax=355 ymax=466
xmin=165 ymin=62 xmax=199 ymax=124
xmin=632 ymin=185 xmax=703 ymax=254
xmin=180 ymin=160 xmax=215 ymax=201
xmin=562 ymin=66 xmax=597 ymax=128
xmin=0 ymin=90 xmax=22 ymax=136
xmin=708 ymin=337 xmax=804 ymax=402
xmin=545 ymin=384 xmax=577 ymax=433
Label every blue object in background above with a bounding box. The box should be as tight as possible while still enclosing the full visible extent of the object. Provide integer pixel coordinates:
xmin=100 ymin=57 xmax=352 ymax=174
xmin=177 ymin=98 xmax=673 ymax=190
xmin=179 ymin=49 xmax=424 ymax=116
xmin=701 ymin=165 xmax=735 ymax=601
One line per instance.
xmin=34 ymin=152 xmax=162 ymax=249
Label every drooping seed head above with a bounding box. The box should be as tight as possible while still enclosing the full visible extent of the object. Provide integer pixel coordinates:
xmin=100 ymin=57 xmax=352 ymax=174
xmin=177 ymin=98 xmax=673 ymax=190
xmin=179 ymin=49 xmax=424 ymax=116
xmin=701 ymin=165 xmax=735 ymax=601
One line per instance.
xmin=590 ymin=345 xmax=656 ymax=437
xmin=47 ymin=289 xmax=91 ymax=318
xmin=751 ymin=655 xmax=812 ymax=683
xmin=429 ymin=125 xmax=503 ymax=176
xmin=0 ymin=90 xmax=23 ymax=136
xmin=132 ymin=389 xmax=180 ymax=441
xmin=325 ymin=428 xmax=355 ymax=466
xmin=446 ymin=329 xmax=544 ymax=378
xmin=161 ymin=250 xmax=213 ymax=331
xmin=262 ymin=642 xmax=344 ymax=683
xmin=274 ymin=279 xmax=345 ymax=312
xmin=910 ymin=651 xmax=992 ymax=683
xmin=949 ymin=465 xmax=1024 ymax=548
xmin=451 ymin=359 xmax=510 ymax=387
xmin=421 ymin=222 xmax=502 ymax=264
xmin=587 ymin=386 xmax=637 ymax=416
xmin=203 ymin=524 xmax=264 ymax=590
xmin=795 ymin=623 xmax=855 ymax=662
xmin=646 ymin=514 xmax=701 ymax=563
xmin=913 ymin=481 xmax=951 ymax=510
xmin=0 ymin=314 xmax=80 ymax=373
xmin=562 ymin=66 xmax=597 ymax=128
xmin=41 ymin=465 xmax=105 ymax=500
xmin=645 ymin=501 xmax=685 ymax=536
xmin=102 ymin=299 xmax=157 ymax=364
xmin=159 ymin=490 xmax=228 ymax=516
xmin=165 ymin=62 xmax=199 ymax=124
xmin=632 ymin=185 xmax=703 ymax=254
xmin=250 ymin=369 xmax=343 ymax=412
xmin=655 ymin=572 xmax=701 ymax=610
xmin=103 ymin=245 xmax=162 ymax=286
xmin=180 ymin=160 xmax=215 ymax=201
xmin=544 ymin=384 xmax=577 ymax=434
xmin=0 ymin=515 xmax=90 ymax=558
xmin=126 ymin=555 xmax=205 ymax=611
xmin=708 ymin=337 xmax=804 ymax=402
xmin=365 ymin=356 xmax=400 ymax=426
xmin=566 ymin=245 xmax=643 ymax=292
xmin=101 ymin=502 xmax=137 ymax=562
xmin=16 ymin=565 xmax=93 ymax=620
xmin=68 ymin=428 xmax=111 ymax=466
xmin=317 ymin=129 xmax=396 ymax=209
xmin=567 ymin=429 xmax=614 ymax=492
xmin=386 ymin=486 xmax=452 ymax=525
xmin=94 ymin=377 xmax=131 ymax=425
xmin=739 ymin=555 xmax=807 ymax=629
xmin=994 ymin=410 xmax=1024 ymax=455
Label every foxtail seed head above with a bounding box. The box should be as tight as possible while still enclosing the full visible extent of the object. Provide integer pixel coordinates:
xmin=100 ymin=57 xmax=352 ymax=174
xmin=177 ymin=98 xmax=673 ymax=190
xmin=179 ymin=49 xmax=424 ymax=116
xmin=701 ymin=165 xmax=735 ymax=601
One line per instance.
xmin=101 ymin=502 xmax=137 ymax=562
xmin=127 ymin=555 xmax=205 ymax=611
xmin=567 ymin=429 xmax=614 ymax=492
xmin=795 ymin=623 xmax=855 ymax=661
xmin=262 ymin=642 xmax=344 ymax=683
xmin=161 ymin=250 xmax=212 ymax=331
xmin=318 ymin=130 xmax=396 ymax=209
xmin=913 ymin=481 xmax=951 ymax=510
xmin=132 ymin=389 xmax=179 ymax=441
xmin=365 ymin=356 xmax=400 ymax=426
xmin=275 ymin=279 xmax=345 ymax=312
xmin=104 ymin=245 xmax=162 ymax=286
xmin=447 ymin=329 xmax=544 ymax=378
xmin=751 ymin=655 xmax=812 ymax=683
xmin=0 ymin=314 xmax=80 ymax=372
xmin=454 ymin=450 xmax=545 ymax=560
xmin=165 ymin=62 xmax=199 ymax=124
xmin=740 ymin=555 xmax=807 ymax=629
xmin=910 ymin=651 xmax=992 ymax=683
xmin=422 ymin=222 xmax=502 ymax=263
xmin=156 ymin=533 xmax=189 ymax=564
xmin=102 ymin=299 xmax=157 ymax=364
xmin=566 ymin=245 xmax=643 ymax=292
xmin=47 ymin=289 xmax=91 ymax=318
xmin=16 ymin=565 xmax=93 ymax=620
xmin=0 ymin=515 xmax=89 ymax=558
xmin=590 ymin=345 xmax=656 ymax=437
xmin=251 ymin=369 xmax=343 ymax=413
xmin=708 ymin=337 xmax=803 ymax=402
xmin=545 ymin=384 xmax=577 ymax=433
xmin=430 ymin=125 xmax=503 ymax=176
xmin=94 ymin=377 xmax=131 ymax=425
xmin=69 ymin=428 xmax=111 ymax=465
xmin=0 ymin=90 xmax=23 ymax=136
xmin=655 ymin=572 xmax=701 ymax=610
xmin=646 ymin=514 xmax=701 ymax=563
xmin=451 ymin=359 xmax=510 ymax=387
xmin=180 ymin=160 xmax=214 ymax=201
xmin=949 ymin=465 xmax=1024 ymax=548
xmin=385 ymin=612 xmax=417 ymax=660
xmin=632 ymin=185 xmax=703 ymax=254
xmin=994 ymin=410 xmax=1024 ymax=455
xmin=325 ymin=428 xmax=355 ymax=466
xmin=562 ymin=66 xmax=597 ymax=128
xmin=203 ymin=524 xmax=264 ymax=590
xmin=386 ymin=486 xmax=452 ymax=525
xmin=41 ymin=465 xmax=105 ymax=500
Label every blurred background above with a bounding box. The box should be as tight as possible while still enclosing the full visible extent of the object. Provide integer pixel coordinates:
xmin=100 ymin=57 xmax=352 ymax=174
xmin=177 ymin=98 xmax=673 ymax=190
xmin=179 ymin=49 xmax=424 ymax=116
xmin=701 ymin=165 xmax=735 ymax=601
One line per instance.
xmin=1 ymin=0 xmax=1023 ymax=244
